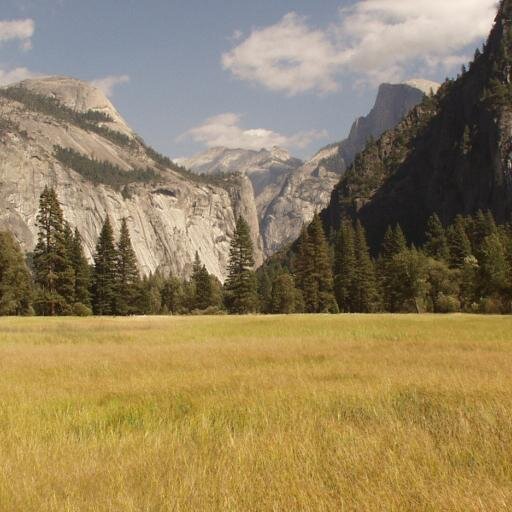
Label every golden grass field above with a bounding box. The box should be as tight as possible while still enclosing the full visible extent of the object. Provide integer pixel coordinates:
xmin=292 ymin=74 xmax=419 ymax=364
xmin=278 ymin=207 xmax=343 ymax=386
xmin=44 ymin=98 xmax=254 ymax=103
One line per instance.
xmin=0 ymin=314 xmax=511 ymax=511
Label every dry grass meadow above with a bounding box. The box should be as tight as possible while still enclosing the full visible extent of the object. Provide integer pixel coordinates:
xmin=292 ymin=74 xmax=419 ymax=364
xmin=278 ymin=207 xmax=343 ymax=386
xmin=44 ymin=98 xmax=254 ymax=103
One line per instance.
xmin=0 ymin=314 xmax=511 ymax=511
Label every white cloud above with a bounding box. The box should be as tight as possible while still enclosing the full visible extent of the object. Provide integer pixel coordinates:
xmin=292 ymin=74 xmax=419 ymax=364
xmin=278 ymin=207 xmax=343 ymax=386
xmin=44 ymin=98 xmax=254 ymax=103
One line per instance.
xmin=0 ymin=19 xmax=34 ymax=50
xmin=180 ymin=113 xmax=327 ymax=151
xmin=90 ymin=74 xmax=130 ymax=97
xmin=222 ymin=0 xmax=497 ymax=94
xmin=0 ymin=66 xmax=39 ymax=85
xmin=223 ymin=13 xmax=343 ymax=95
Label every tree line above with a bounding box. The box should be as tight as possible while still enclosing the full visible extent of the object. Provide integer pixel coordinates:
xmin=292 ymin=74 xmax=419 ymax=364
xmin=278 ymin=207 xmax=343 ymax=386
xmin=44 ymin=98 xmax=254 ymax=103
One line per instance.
xmin=258 ymin=210 xmax=512 ymax=315
xmin=1 ymin=187 xmax=512 ymax=316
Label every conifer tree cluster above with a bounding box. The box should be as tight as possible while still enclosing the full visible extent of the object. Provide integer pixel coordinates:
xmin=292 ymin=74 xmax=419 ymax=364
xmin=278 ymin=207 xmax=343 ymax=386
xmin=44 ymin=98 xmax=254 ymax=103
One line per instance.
xmin=2 ymin=186 xmax=512 ymax=316
xmin=258 ymin=210 xmax=512 ymax=315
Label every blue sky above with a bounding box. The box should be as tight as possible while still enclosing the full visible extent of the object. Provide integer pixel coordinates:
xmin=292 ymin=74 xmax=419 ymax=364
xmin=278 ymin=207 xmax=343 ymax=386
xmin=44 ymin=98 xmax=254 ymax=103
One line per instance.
xmin=0 ymin=0 xmax=497 ymax=160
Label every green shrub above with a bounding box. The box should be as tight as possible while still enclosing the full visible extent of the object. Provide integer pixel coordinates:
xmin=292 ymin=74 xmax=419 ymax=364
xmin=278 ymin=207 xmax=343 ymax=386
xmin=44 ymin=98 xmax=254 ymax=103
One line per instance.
xmin=73 ymin=303 xmax=92 ymax=317
xmin=435 ymin=293 xmax=461 ymax=313
xmin=478 ymin=296 xmax=504 ymax=315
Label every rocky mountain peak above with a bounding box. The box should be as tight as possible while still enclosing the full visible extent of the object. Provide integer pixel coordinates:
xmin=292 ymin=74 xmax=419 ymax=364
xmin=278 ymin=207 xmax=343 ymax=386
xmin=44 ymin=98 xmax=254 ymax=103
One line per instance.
xmin=316 ymin=0 xmax=512 ymax=253
xmin=13 ymin=75 xmax=133 ymax=137
xmin=269 ymin=146 xmax=291 ymax=162
xmin=403 ymin=79 xmax=440 ymax=95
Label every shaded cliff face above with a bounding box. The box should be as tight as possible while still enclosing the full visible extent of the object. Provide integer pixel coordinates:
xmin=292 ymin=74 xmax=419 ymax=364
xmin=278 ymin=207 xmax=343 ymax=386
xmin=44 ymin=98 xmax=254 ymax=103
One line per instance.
xmin=322 ymin=1 xmax=512 ymax=251
xmin=261 ymin=81 xmax=437 ymax=254
xmin=0 ymin=77 xmax=263 ymax=280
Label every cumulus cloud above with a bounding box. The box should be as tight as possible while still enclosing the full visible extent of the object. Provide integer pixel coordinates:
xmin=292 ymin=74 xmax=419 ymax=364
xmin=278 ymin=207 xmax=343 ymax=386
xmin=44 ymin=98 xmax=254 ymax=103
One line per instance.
xmin=222 ymin=0 xmax=497 ymax=94
xmin=180 ymin=113 xmax=327 ymax=151
xmin=90 ymin=74 xmax=130 ymax=97
xmin=0 ymin=19 xmax=35 ymax=50
xmin=0 ymin=66 xmax=39 ymax=85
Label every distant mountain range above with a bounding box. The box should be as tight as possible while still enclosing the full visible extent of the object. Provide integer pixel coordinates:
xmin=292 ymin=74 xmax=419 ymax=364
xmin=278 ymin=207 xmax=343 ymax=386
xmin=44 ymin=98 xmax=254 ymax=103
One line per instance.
xmin=182 ymin=79 xmax=438 ymax=254
xmin=0 ymin=73 xmax=437 ymax=278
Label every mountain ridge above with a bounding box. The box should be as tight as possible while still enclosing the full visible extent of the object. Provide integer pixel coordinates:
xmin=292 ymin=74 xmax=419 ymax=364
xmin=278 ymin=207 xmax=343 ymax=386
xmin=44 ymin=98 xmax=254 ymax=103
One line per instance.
xmin=182 ymin=79 xmax=438 ymax=255
xmin=320 ymin=0 xmax=512 ymax=250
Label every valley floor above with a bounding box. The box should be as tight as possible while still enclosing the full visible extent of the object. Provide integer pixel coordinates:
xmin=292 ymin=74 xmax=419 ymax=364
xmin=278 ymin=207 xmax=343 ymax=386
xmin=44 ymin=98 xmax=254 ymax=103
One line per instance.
xmin=0 ymin=315 xmax=511 ymax=511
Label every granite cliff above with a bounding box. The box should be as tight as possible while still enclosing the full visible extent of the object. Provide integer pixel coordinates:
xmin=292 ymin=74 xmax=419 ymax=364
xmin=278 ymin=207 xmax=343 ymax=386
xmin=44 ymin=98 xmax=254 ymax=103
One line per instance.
xmin=0 ymin=76 xmax=263 ymax=280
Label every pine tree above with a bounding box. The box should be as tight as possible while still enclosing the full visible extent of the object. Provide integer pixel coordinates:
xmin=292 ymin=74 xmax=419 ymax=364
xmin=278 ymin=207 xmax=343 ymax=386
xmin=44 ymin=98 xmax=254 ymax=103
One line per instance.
xmin=471 ymin=210 xmax=497 ymax=258
xmin=224 ymin=217 xmax=259 ymax=314
xmin=69 ymin=228 xmax=91 ymax=308
xmin=294 ymin=224 xmax=314 ymax=305
xmin=304 ymin=214 xmax=338 ymax=313
xmin=0 ymin=231 xmax=33 ymax=315
xmin=334 ymin=220 xmax=356 ymax=312
xmin=353 ymin=221 xmax=379 ymax=312
xmin=381 ymin=225 xmax=407 ymax=262
xmin=115 ymin=218 xmax=139 ymax=315
xmin=447 ymin=215 xmax=472 ymax=268
xmin=424 ymin=214 xmax=449 ymax=261
xmin=379 ymin=224 xmax=407 ymax=311
xmin=135 ymin=272 xmax=162 ymax=315
xmin=191 ymin=252 xmax=214 ymax=310
xmin=161 ymin=275 xmax=184 ymax=314
xmin=257 ymin=267 xmax=273 ymax=314
xmin=271 ymin=272 xmax=297 ymax=314
xmin=92 ymin=216 xmax=118 ymax=315
xmin=32 ymin=186 xmax=74 ymax=315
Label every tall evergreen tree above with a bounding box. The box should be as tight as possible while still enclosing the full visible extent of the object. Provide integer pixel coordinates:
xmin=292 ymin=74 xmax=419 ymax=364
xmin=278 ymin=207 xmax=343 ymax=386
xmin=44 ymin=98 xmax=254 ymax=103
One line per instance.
xmin=257 ymin=267 xmax=274 ymax=314
xmin=69 ymin=227 xmax=91 ymax=307
xmin=191 ymin=252 xmax=214 ymax=310
xmin=447 ymin=215 xmax=472 ymax=268
xmin=115 ymin=218 xmax=139 ymax=315
xmin=224 ymin=217 xmax=259 ymax=314
xmin=424 ymin=214 xmax=449 ymax=261
xmin=353 ymin=221 xmax=379 ymax=312
xmin=294 ymin=224 xmax=314 ymax=304
xmin=0 ymin=231 xmax=33 ymax=315
xmin=303 ymin=214 xmax=337 ymax=313
xmin=92 ymin=216 xmax=117 ymax=315
xmin=381 ymin=225 xmax=407 ymax=261
xmin=471 ymin=210 xmax=497 ymax=258
xmin=271 ymin=272 xmax=297 ymax=314
xmin=161 ymin=275 xmax=184 ymax=314
xmin=379 ymin=224 xmax=407 ymax=311
xmin=334 ymin=220 xmax=356 ymax=312
xmin=32 ymin=186 xmax=74 ymax=315
xmin=135 ymin=272 xmax=163 ymax=315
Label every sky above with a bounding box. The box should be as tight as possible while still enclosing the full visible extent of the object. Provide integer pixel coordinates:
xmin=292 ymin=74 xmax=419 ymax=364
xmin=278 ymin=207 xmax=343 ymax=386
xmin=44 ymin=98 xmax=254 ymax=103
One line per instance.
xmin=0 ymin=0 xmax=498 ymax=160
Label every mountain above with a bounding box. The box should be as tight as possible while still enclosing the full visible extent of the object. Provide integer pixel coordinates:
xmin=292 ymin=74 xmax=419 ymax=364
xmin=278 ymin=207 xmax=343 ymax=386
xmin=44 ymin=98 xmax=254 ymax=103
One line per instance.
xmin=182 ymin=80 xmax=437 ymax=256
xmin=321 ymin=0 xmax=512 ymax=250
xmin=0 ymin=76 xmax=263 ymax=280
xmin=178 ymin=146 xmax=302 ymax=218
xmin=260 ymin=80 xmax=439 ymax=254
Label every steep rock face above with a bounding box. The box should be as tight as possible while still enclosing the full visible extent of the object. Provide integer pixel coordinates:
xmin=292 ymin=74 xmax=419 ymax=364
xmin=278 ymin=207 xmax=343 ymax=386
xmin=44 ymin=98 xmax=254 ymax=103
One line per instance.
xmin=180 ymin=146 xmax=302 ymax=216
xmin=322 ymin=0 xmax=512 ymax=250
xmin=261 ymin=81 xmax=438 ymax=254
xmin=0 ymin=77 xmax=263 ymax=280
xmin=180 ymin=146 xmax=303 ymax=254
